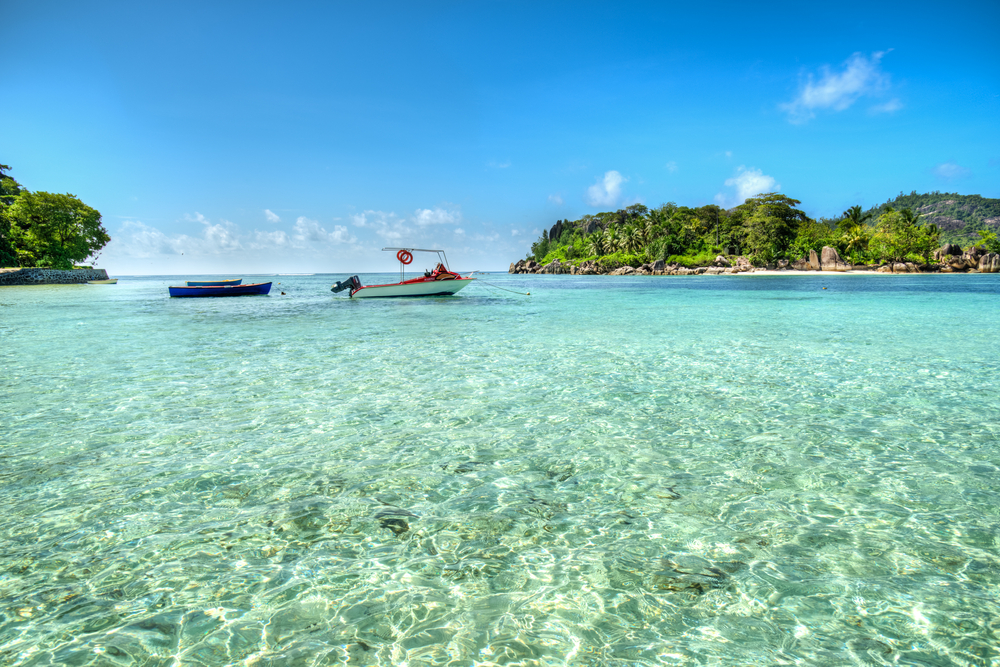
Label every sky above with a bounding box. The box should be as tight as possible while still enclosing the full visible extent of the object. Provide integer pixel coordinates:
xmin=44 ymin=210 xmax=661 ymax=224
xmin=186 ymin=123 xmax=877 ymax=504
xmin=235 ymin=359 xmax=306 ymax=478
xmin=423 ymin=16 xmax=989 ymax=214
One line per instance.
xmin=2 ymin=0 xmax=999 ymax=274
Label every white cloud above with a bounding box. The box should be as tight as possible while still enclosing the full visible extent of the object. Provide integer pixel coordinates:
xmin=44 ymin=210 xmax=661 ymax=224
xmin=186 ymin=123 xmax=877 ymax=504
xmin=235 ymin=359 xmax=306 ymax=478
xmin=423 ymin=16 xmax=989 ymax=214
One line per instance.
xmin=932 ymin=162 xmax=971 ymax=181
xmin=264 ymin=209 xmax=281 ymax=223
xmin=487 ymin=160 xmax=511 ymax=169
xmin=585 ymin=170 xmax=626 ymax=207
xmin=725 ymin=151 xmax=732 ymax=158
xmin=106 ymin=215 xmax=247 ymax=260
xmin=106 ymin=220 xmax=187 ymax=258
xmin=414 ymin=206 xmax=461 ymax=227
xmin=350 ymin=209 xmax=414 ymax=242
xmin=180 ymin=213 xmax=244 ymax=252
xmin=781 ymin=51 xmax=892 ymax=123
xmin=548 ymin=194 xmax=564 ymax=205
xmin=99 ymin=211 xmax=370 ymax=274
xmin=715 ymin=166 xmax=780 ymax=207
xmin=511 ymin=229 xmax=520 ymax=237
xmin=665 ymin=161 xmax=678 ymax=173
xmin=249 ymin=229 xmax=290 ymax=249
xmin=292 ymin=217 xmax=355 ymax=245
xmin=202 ymin=219 xmax=244 ymax=252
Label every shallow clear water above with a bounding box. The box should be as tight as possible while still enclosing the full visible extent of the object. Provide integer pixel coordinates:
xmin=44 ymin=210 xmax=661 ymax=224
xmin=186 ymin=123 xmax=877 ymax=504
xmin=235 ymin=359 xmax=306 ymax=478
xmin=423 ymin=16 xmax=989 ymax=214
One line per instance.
xmin=2 ymin=272 xmax=999 ymax=666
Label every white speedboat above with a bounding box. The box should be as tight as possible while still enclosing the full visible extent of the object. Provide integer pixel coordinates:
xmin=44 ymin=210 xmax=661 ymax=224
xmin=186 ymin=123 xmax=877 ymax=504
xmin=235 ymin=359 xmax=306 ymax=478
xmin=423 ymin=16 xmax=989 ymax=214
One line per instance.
xmin=332 ymin=248 xmax=474 ymax=298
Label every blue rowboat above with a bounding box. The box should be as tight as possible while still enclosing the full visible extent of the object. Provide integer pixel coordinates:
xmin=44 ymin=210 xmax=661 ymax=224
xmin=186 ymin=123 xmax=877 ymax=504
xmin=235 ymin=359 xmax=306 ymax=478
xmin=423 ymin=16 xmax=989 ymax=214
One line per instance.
xmin=169 ymin=282 xmax=272 ymax=297
xmin=186 ymin=278 xmax=242 ymax=286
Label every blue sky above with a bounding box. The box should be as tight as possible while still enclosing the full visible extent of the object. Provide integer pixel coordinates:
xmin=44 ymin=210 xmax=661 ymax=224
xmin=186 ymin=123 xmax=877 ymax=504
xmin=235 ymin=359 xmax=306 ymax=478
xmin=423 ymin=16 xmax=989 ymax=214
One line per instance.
xmin=3 ymin=0 xmax=998 ymax=274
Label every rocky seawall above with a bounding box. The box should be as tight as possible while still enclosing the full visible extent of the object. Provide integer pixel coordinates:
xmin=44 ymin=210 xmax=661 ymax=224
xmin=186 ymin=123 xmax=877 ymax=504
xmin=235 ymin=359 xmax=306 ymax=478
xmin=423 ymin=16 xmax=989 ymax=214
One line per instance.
xmin=0 ymin=268 xmax=110 ymax=286
xmin=510 ymin=245 xmax=1000 ymax=276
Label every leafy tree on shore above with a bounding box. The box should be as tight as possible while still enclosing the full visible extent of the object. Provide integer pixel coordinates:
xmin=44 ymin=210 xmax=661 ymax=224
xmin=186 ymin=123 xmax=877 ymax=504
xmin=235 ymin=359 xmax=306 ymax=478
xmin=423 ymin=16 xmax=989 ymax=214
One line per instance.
xmin=868 ymin=207 xmax=932 ymax=264
xmin=788 ymin=219 xmax=835 ymax=262
xmin=0 ymin=164 xmax=22 ymax=267
xmin=8 ymin=191 xmax=110 ymax=269
xmin=733 ymin=193 xmax=811 ymax=264
xmin=976 ymin=228 xmax=1000 ymax=254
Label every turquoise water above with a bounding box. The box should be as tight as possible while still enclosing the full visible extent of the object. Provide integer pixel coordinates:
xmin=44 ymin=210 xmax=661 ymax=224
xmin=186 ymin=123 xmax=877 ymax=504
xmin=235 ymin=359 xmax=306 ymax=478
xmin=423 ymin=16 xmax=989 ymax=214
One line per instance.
xmin=2 ymin=273 xmax=999 ymax=666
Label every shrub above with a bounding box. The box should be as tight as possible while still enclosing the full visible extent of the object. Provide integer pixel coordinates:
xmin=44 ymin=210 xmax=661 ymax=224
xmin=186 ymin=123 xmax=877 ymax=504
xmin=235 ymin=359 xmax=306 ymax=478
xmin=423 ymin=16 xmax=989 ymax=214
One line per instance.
xmin=667 ymin=249 xmax=717 ymax=267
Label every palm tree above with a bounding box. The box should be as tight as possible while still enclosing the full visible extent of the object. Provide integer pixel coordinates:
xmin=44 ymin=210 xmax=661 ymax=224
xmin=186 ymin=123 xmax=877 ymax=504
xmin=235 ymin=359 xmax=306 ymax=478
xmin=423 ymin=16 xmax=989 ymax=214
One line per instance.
xmin=842 ymin=225 xmax=871 ymax=265
xmin=586 ymin=233 xmax=605 ymax=257
xmin=900 ymin=208 xmax=921 ymax=225
xmin=839 ymin=205 xmax=872 ymax=232
xmin=623 ymin=224 xmax=643 ymax=253
xmin=604 ymin=226 xmax=619 ymax=253
xmin=642 ymin=216 xmax=656 ymax=245
xmin=925 ymin=222 xmax=941 ymax=247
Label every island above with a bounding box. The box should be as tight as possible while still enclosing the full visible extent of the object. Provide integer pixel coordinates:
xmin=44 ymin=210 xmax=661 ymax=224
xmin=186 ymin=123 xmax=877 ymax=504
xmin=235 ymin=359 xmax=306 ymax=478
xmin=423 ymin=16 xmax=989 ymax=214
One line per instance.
xmin=510 ymin=192 xmax=1000 ymax=275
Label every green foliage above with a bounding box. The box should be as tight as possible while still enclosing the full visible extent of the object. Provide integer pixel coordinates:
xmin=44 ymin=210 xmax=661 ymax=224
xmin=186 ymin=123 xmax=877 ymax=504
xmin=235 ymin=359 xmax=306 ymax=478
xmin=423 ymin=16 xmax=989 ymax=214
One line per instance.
xmin=838 ymin=205 xmax=872 ymax=232
xmin=734 ymin=193 xmax=811 ymax=265
xmin=789 ymin=219 xmax=835 ymax=262
xmin=868 ymin=208 xmax=933 ymax=264
xmin=667 ymin=249 xmax=718 ymax=268
xmin=8 ymin=191 xmax=110 ymax=269
xmin=529 ymin=235 xmax=550 ymax=262
xmin=868 ymin=191 xmax=1000 ymax=247
xmin=976 ymin=228 xmax=1000 ymax=254
xmin=0 ymin=164 xmax=22 ymax=267
xmin=595 ymin=251 xmax=645 ymax=269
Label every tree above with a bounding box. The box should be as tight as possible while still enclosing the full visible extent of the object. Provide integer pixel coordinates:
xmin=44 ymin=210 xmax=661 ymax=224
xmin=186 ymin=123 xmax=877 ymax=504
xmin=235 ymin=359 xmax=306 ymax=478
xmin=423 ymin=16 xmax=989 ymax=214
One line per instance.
xmin=975 ymin=228 xmax=1000 ymax=254
xmin=735 ymin=193 xmax=811 ymax=264
xmin=586 ymin=233 xmax=605 ymax=257
xmin=840 ymin=224 xmax=872 ymax=265
xmin=622 ymin=224 xmax=643 ymax=253
xmin=921 ymin=223 xmax=942 ymax=264
xmin=604 ymin=225 xmax=619 ymax=252
xmin=0 ymin=164 xmax=22 ymax=266
xmin=838 ymin=205 xmax=872 ymax=232
xmin=624 ymin=203 xmax=649 ymax=220
xmin=7 ymin=191 xmax=109 ymax=269
xmin=790 ymin=219 xmax=836 ymax=263
xmin=529 ymin=234 xmax=549 ymax=262
xmin=869 ymin=208 xmax=923 ymax=263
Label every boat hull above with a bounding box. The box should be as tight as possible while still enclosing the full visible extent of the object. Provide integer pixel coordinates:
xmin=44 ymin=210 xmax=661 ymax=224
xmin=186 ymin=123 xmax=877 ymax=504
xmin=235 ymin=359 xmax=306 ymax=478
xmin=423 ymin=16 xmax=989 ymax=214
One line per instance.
xmin=352 ymin=278 xmax=474 ymax=298
xmin=186 ymin=279 xmax=242 ymax=286
xmin=87 ymin=279 xmax=118 ymax=284
xmin=169 ymin=282 xmax=272 ymax=297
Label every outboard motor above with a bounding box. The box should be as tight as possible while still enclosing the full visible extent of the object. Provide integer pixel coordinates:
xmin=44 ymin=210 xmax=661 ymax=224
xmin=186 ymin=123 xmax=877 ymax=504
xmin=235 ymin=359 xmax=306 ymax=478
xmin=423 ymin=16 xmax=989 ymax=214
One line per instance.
xmin=331 ymin=275 xmax=361 ymax=294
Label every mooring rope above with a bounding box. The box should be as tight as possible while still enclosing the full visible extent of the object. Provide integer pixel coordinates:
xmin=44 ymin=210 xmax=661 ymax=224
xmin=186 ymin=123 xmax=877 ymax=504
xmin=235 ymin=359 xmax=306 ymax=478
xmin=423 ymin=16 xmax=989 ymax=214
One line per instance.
xmin=469 ymin=272 xmax=531 ymax=295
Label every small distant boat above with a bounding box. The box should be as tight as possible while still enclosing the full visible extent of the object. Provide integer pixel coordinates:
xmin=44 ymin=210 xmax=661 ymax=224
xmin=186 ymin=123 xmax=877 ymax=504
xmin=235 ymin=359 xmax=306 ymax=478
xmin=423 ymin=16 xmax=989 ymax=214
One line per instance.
xmin=169 ymin=282 xmax=272 ymax=297
xmin=186 ymin=278 xmax=242 ymax=286
xmin=87 ymin=278 xmax=118 ymax=284
xmin=332 ymin=248 xmax=475 ymax=298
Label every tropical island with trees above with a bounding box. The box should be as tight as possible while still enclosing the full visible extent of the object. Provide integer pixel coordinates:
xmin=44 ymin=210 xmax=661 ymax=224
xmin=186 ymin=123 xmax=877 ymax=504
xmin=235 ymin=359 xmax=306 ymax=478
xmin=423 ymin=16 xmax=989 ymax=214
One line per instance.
xmin=511 ymin=192 xmax=1000 ymax=275
xmin=0 ymin=163 xmax=109 ymax=272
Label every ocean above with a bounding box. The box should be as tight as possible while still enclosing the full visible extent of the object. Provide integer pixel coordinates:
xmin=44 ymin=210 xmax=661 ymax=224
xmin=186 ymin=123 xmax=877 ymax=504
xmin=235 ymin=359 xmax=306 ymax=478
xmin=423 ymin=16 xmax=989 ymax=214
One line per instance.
xmin=2 ymin=272 xmax=998 ymax=666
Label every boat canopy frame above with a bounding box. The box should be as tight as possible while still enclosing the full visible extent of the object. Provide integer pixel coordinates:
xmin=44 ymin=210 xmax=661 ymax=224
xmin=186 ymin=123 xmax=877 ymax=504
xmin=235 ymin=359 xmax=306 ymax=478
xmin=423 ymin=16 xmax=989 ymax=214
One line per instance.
xmin=382 ymin=247 xmax=453 ymax=281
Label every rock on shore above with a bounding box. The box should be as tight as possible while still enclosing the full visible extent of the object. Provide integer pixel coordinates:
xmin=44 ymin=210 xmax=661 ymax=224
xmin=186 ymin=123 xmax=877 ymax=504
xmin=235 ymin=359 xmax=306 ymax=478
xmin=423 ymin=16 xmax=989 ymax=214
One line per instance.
xmin=0 ymin=268 xmax=110 ymax=286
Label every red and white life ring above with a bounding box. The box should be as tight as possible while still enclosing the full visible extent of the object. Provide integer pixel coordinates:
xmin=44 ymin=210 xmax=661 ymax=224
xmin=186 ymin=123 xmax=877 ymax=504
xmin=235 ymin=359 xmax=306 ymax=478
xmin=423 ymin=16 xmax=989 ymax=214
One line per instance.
xmin=396 ymin=249 xmax=413 ymax=265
